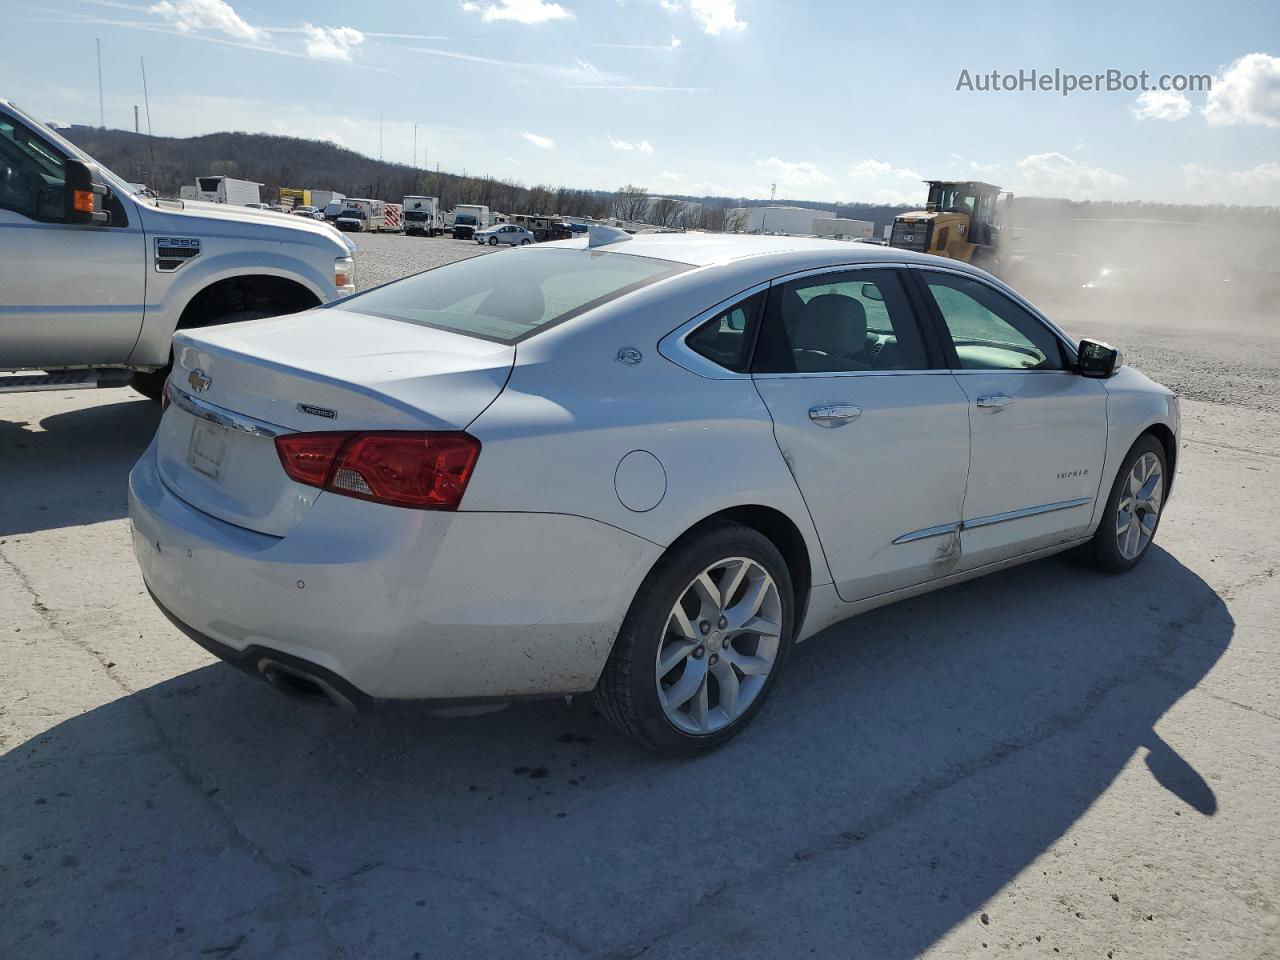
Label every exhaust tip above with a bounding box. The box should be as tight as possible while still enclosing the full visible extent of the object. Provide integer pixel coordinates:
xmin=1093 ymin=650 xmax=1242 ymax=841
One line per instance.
xmin=257 ymin=658 xmax=356 ymax=713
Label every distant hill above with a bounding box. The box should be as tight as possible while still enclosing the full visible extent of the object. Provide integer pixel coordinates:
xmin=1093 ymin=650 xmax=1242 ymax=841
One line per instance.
xmin=61 ymin=125 xmax=1279 ymax=230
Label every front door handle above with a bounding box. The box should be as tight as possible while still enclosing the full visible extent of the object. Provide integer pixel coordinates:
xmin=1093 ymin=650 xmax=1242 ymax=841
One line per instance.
xmin=808 ymin=403 xmax=862 ymax=427
xmin=976 ymin=394 xmax=1014 ymax=411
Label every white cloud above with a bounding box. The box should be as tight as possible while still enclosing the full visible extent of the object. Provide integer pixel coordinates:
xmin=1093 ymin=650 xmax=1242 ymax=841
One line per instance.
xmin=607 ymin=134 xmax=655 ymax=154
xmin=669 ymin=34 xmax=682 ymax=48
xmin=460 ymin=0 xmax=574 ymax=24
xmin=848 ymin=159 xmax=891 ymax=177
xmin=1014 ymin=152 xmax=1124 ymax=197
xmin=302 ymin=23 xmax=364 ymax=61
xmin=149 ymin=0 xmax=266 ymax=42
xmin=848 ymin=159 xmax=920 ymax=180
xmin=757 ymin=157 xmax=830 ymax=187
xmin=1229 ymin=160 xmax=1280 ymax=192
xmin=411 ymin=46 xmax=622 ymax=83
xmin=521 ymin=131 xmax=555 ymax=149
xmin=949 ymin=154 xmax=1002 ymax=177
xmin=1204 ymin=53 xmax=1280 ymax=128
xmin=1132 ymin=89 xmax=1191 ymax=121
xmin=1184 ymin=161 xmax=1280 ymax=204
xmin=689 ymin=0 xmax=743 ymax=34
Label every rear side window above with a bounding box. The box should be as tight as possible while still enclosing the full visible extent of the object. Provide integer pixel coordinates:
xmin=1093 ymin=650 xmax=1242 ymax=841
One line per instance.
xmin=335 ymin=248 xmax=689 ymax=343
xmin=753 ymin=269 xmax=929 ymax=374
xmin=685 ymin=292 xmax=765 ymax=372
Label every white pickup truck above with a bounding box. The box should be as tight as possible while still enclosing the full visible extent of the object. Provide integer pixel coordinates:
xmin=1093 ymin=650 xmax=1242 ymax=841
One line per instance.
xmin=0 ymin=99 xmax=357 ymax=399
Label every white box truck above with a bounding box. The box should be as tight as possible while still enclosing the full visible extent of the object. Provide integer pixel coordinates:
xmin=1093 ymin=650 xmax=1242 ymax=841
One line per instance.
xmin=335 ymin=198 xmax=387 ymax=233
xmin=451 ymin=204 xmax=490 ymax=240
xmin=311 ymin=189 xmax=345 ymax=210
xmin=194 ymin=176 xmax=263 ymax=206
xmin=0 ymin=98 xmax=357 ymax=399
xmin=402 ymin=196 xmax=444 ymax=236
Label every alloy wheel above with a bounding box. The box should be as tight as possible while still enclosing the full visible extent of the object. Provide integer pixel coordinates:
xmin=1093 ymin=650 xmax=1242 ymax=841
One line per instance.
xmin=655 ymin=557 xmax=782 ymax=734
xmin=1116 ymin=451 xmax=1163 ymax=560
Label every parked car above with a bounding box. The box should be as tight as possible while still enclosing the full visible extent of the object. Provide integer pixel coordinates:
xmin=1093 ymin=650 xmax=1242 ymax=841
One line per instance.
xmin=474 ymin=223 xmax=535 ymax=246
xmin=130 ymin=232 xmax=1178 ymax=755
xmin=291 ymin=205 xmax=324 ymax=220
xmin=0 ymin=97 xmax=356 ymax=400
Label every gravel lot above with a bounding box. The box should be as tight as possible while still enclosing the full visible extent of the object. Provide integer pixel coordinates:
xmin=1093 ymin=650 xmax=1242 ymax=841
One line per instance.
xmin=2 ymin=236 xmax=1278 ymax=959
xmin=349 ymin=232 xmax=493 ymax=289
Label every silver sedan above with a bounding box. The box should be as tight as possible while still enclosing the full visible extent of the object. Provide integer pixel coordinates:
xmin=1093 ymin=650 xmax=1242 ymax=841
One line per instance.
xmin=475 ymin=224 xmax=535 ymax=246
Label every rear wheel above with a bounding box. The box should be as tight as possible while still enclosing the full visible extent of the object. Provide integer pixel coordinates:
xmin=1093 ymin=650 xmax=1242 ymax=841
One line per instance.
xmin=594 ymin=522 xmax=794 ymax=755
xmin=520 ymin=238 xmax=531 ymax=245
xmin=1079 ymin=434 xmax=1167 ymax=573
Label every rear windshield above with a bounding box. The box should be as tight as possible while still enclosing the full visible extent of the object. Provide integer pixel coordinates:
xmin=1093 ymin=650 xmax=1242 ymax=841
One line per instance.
xmin=333 ymin=248 xmax=689 ymax=343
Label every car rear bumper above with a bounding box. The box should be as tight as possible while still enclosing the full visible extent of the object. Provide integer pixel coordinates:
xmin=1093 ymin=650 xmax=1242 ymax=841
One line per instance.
xmin=129 ymin=441 xmax=662 ymax=702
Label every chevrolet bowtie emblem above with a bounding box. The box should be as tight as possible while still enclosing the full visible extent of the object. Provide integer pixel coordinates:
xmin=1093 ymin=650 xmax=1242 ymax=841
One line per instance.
xmin=188 ymin=369 xmax=212 ymax=392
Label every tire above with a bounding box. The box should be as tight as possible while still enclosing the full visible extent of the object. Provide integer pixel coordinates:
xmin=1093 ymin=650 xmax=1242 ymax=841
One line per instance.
xmin=131 ymin=310 xmax=271 ymax=401
xmin=1078 ymin=434 xmax=1167 ymax=573
xmin=130 ymin=368 xmax=168 ymax=401
xmin=520 ymin=238 xmax=531 ymax=245
xmin=488 ymin=236 xmax=499 ymax=246
xmin=593 ymin=521 xmax=795 ymax=756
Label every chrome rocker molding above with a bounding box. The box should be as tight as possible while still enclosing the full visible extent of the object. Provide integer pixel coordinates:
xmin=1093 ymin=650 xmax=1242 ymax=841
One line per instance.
xmin=166 ymin=381 xmax=290 ymax=440
xmin=893 ymin=497 xmax=1093 ymax=545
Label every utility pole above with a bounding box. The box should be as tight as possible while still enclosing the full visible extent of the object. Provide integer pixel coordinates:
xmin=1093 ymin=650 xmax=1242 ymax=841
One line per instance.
xmin=412 ymin=122 xmax=417 ymax=170
xmin=134 ymin=104 xmax=139 ymax=133
xmin=96 ymin=38 xmax=105 ymax=128
xmin=761 ymin=182 xmax=777 ymax=234
xmin=140 ymin=57 xmax=156 ymax=185
xmin=379 ymin=112 xmax=383 ymax=162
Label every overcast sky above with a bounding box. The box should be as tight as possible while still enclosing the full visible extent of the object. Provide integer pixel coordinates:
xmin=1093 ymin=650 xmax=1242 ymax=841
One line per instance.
xmin=9 ymin=0 xmax=1280 ymax=205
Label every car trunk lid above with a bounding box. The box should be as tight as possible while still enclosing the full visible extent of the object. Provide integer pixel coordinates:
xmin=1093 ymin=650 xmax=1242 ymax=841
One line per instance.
xmin=156 ymin=309 xmax=513 ymax=537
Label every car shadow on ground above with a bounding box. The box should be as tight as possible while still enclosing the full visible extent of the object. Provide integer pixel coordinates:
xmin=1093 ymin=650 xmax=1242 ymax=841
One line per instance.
xmin=0 ymin=395 xmax=159 ymax=537
xmin=3 ymin=546 xmax=1229 ymax=959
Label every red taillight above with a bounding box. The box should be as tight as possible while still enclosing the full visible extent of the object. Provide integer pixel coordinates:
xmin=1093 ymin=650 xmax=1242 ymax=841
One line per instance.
xmin=274 ymin=431 xmax=480 ymax=510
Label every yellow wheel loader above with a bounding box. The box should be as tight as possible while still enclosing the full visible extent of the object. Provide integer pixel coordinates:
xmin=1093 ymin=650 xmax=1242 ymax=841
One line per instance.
xmin=889 ymin=181 xmax=1008 ymax=271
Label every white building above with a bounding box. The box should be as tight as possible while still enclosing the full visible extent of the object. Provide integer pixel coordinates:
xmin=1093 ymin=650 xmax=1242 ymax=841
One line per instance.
xmin=813 ymin=217 xmax=874 ymax=241
xmin=728 ymin=205 xmax=835 ymax=236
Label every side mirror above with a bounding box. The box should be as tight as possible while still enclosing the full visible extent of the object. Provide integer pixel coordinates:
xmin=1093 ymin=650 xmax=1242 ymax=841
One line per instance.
xmin=860 ymin=283 xmax=884 ymax=302
xmin=64 ymin=158 xmax=110 ymax=225
xmin=1077 ymin=337 xmax=1123 ymax=378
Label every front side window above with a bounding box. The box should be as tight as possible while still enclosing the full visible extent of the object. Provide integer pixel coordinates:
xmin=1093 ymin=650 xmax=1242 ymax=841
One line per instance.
xmin=336 ymin=248 xmax=689 ymax=343
xmin=685 ymin=291 xmax=765 ymax=372
xmin=753 ymin=269 xmax=929 ymax=374
xmin=0 ymin=116 xmax=66 ymax=219
xmin=920 ymin=272 xmax=1068 ymax=371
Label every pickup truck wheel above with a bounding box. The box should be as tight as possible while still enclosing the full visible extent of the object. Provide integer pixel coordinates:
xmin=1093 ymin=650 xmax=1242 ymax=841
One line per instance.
xmin=131 ymin=310 xmax=270 ymax=402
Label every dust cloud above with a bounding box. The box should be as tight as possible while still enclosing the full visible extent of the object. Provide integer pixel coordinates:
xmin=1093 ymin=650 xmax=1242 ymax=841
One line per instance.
xmin=998 ymin=202 xmax=1280 ymax=337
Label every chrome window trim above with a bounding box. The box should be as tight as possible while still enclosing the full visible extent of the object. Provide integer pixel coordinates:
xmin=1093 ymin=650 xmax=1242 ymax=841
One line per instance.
xmin=166 ymin=381 xmax=291 ymax=440
xmin=657 ymin=280 xmax=772 ymax=380
xmin=906 ymin=262 xmax=1080 ymax=366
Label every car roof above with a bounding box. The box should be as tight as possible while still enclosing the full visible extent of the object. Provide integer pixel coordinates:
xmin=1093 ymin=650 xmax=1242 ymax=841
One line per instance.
xmin=536 ymin=232 xmax=972 ymax=273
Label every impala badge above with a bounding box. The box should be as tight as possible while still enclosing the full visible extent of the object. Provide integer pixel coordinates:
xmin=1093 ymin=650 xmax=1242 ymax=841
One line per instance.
xmin=187 ymin=369 xmax=212 ymax=392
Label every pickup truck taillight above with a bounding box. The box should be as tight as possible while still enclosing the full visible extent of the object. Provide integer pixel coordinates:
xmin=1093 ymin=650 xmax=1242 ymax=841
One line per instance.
xmin=275 ymin=431 xmax=480 ymax=510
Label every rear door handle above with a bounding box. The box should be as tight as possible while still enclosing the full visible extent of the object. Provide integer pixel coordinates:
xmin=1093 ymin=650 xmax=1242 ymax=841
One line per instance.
xmin=808 ymin=403 xmax=862 ymax=427
xmin=976 ymin=395 xmax=1014 ymax=411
